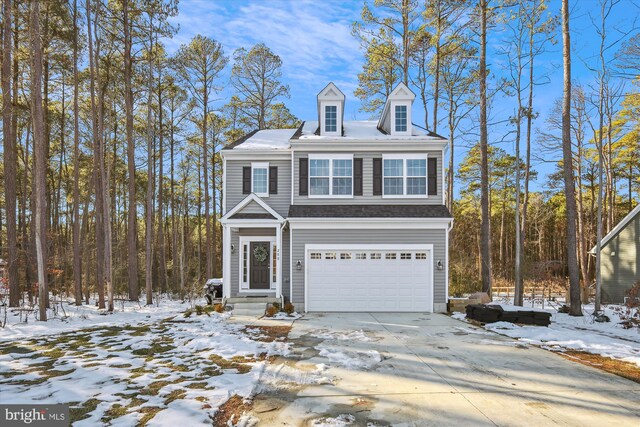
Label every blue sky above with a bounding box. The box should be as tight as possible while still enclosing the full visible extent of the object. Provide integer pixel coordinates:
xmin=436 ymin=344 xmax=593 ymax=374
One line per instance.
xmin=166 ymin=0 xmax=638 ymax=190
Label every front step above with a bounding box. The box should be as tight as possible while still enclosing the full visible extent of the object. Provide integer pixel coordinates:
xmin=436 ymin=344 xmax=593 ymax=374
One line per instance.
xmin=226 ymin=297 xmax=280 ymax=304
xmin=231 ymin=302 xmax=267 ymax=317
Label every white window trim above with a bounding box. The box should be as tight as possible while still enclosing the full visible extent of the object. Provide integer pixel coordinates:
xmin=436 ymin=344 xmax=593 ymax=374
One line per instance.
xmin=308 ymin=153 xmax=354 ymax=199
xmin=320 ymin=101 xmax=341 ymax=136
xmin=382 ymin=153 xmax=429 ymax=199
xmin=251 ymin=162 xmax=269 ymax=197
xmin=239 ymin=236 xmax=277 ymax=292
xmin=390 ymin=101 xmax=411 ymax=136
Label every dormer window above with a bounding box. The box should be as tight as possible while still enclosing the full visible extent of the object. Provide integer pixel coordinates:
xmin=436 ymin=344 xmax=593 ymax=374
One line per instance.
xmin=378 ymin=82 xmax=415 ymax=136
xmin=395 ymin=105 xmax=407 ymax=132
xmin=317 ymin=83 xmax=345 ymax=136
xmin=325 ymin=105 xmax=337 ymax=132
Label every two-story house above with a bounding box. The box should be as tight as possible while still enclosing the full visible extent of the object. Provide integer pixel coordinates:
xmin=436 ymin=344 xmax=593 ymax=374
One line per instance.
xmin=220 ymin=82 xmax=453 ymax=313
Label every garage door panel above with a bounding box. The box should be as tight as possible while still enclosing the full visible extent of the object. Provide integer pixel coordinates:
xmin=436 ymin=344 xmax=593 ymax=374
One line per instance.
xmin=306 ymin=249 xmax=432 ymax=312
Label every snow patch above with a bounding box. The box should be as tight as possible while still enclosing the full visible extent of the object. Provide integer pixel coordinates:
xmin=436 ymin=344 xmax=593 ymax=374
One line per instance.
xmin=317 ymin=347 xmax=381 ymax=370
xmin=311 ymin=414 xmax=356 ymax=427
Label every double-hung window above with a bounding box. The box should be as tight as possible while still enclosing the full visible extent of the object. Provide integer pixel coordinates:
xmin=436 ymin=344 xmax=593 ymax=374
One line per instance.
xmin=395 ymin=105 xmax=407 ymax=132
xmin=383 ymin=155 xmax=427 ymax=197
xmin=251 ymin=162 xmax=269 ymax=197
xmin=309 ymin=155 xmax=353 ymax=197
xmin=325 ymin=105 xmax=337 ymax=133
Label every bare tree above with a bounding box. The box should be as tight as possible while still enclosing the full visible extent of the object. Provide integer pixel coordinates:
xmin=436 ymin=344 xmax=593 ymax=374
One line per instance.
xmin=230 ymin=43 xmax=290 ymax=130
xmin=123 ymin=0 xmax=139 ymax=301
xmin=175 ymin=35 xmax=227 ymax=280
xmin=3 ymin=0 xmax=19 ymax=308
xmin=561 ymin=0 xmax=582 ymax=316
xmin=72 ymin=0 xmax=82 ymax=305
xmin=30 ymin=0 xmax=48 ymax=321
xmin=479 ymin=0 xmax=492 ymax=295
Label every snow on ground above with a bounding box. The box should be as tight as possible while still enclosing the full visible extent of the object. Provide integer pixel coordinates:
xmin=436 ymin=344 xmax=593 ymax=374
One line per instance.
xmin=311 ymin=414 xmax=356 ymax=427
xmin=456 ymin=299 xmax=640 ymax=366
xmin=317 ymin=347 xmax=382 ymax=370
xmin=0 ymin=298 xmax=192 ymax=340
xmin=269 ymin=312 xmax=303 ymax=320
xmin=0 ymin=300 xmax=295 ymax=426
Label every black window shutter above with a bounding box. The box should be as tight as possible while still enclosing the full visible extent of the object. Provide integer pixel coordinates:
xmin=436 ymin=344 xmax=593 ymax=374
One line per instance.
xmin=428 ymin=158 xmax=438 ymax=195
xmin=372 ymin=158 xmax=382 ymax=196
xmin=242 ymin=166 xmax=251 ymax=194
xmin=269 ymin=166 xmax=278 ymax=194
xmin=299 ymin=158 xmax=308 ymax=196
xmin=354 ymin=158 xmax=363 ymax=196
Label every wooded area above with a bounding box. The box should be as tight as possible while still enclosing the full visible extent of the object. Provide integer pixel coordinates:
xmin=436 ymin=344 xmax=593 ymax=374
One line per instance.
xmin=0 ymin=0 xmax=638 ymax=319
xmin=0 ymin=0 xmax=298 ymax=319
xmin=352 ymin=0 xmax=639 ymax=315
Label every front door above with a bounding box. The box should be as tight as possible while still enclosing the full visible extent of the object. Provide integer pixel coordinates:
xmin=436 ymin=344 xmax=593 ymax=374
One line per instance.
xmin=250 ymin=242 xmax=270 ymax=289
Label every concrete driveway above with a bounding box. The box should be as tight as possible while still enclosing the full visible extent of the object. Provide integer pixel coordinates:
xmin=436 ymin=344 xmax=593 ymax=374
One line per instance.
xmin=252 ymin=313 xmax=640 ymax=426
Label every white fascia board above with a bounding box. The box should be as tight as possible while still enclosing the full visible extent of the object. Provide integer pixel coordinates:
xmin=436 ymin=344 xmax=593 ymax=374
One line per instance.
xmin=221 ymin=150 xmax=291 ymax=160
xmin=288 ymin=218 xmax=452 ymax=230
xmin=220 ymin=193 xmax=284 ymax=222
xmin=223 ymin=220 xmax=284 ymax=228
xmin=289 ymin=141 xmax=448 ymax=150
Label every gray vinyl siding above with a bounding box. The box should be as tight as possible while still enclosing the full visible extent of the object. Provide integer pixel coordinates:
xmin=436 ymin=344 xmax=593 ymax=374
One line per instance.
xmin=292 ymin=151 xmax=443 ymax=205
xmin=230 ymin=228 xmax=276 ymax=297
xmin=290 ymin=228 xmax=447 ymax=309
xmin=236 ymin=200 xmax=272 ymax=215
xmin=601 ymin=213 xmax=640 ymax=303
xmin=225 ymin=159 xmax=291 ymax=217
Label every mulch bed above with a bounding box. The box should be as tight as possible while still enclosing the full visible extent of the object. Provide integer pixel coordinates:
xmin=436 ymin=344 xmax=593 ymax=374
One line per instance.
xmin=559 ymin=350 xmax=640 ymax=384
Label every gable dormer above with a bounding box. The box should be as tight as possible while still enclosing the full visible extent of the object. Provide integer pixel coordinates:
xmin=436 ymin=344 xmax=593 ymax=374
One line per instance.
xmin=317 ymin=82 xmax=345 ymax=137
xmin=378 ymin=82 xmax=415 ymax=136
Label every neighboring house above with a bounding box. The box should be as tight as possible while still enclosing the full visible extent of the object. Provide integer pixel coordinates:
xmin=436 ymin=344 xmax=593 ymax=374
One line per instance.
xmin=220 ymin=82 xmax=453 ymax=312
xmin=590 ymin=203 xmax=640 ymax=303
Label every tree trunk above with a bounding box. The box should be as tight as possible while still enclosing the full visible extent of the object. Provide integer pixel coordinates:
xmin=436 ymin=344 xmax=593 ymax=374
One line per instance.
xmin=31 ymin=0 xmax=48 ymax=321
xmin=72 ymin=0 xmax=82 ymax=305
xmin=145 ymin=20 xmax=155 ymax=305
xmin=479 ymin=0 xmax=492 ymax=295
xmin=561 ymin=0 xmax=582 ymax=316
xmin=124 ymin=0 xmax=139 ymax=301
xmin=3 ymin=0 xmax=19 ymax=308
xmin=157 ymin=69 xmax=168 ymax=293
xmin=204 ymin=88 xmax=212 ymax=279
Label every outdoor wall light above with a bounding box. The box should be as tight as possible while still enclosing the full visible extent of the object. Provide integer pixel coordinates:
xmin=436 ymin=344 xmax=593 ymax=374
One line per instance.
xmin=436 ymin=260 xmax=444 ymax=270
xmin=296 ymin=260 xmax=302 ymax=270
xmin=231 ymin=244 xmax=236 ymax=254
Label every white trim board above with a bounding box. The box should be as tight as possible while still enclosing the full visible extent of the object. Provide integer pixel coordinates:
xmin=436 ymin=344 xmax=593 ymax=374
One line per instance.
xmin=220 ymin=193 xmax=284 ymax=223
xmin=288 ymin=218 xmax=452 ymax=230
xmin=239 ymin=236 xmax=277 ymax=292
xmin=589 ymin=202 xmax=640 ymax=253
xmin=303 ymin=243 xmax=434 ymax=313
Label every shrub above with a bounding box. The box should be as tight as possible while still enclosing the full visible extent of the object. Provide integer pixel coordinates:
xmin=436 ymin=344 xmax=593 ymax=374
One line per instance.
xmin=265 ymin=305 xmax=279 ymax=317
xmin=213 ymin=303 xmax=224 ymax=313
xmin=283 ymin=302 xmax=295 ymax=315
xmin=620 ymin=282 xmax=640 ymax=329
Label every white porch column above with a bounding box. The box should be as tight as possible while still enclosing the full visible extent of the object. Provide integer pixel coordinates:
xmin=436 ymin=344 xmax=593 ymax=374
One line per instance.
xmin=276 ymin=224 xmax=283 ymax=299
xmin=223 ymin=225 xmax=231 ymax=298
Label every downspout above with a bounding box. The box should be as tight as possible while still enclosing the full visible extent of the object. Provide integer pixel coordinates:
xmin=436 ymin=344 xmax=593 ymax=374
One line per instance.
xmin=279 ymin=219 xmax=288 ymax=307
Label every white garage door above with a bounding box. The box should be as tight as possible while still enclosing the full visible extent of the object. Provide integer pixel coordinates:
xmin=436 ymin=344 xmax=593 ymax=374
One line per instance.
xmin=306 ymin=246 xmax=433 ymax=312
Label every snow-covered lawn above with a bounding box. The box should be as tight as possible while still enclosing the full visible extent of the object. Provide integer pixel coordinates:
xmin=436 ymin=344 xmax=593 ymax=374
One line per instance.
xmin=454 ymin=302 xmax=640 ymax=367
xmin=0 ymin=300 xmax=294 ymax=426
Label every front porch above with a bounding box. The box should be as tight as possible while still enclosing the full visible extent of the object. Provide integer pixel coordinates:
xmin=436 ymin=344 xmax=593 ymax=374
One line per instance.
xmin=220 ymin=194 xmax=287 ymax=301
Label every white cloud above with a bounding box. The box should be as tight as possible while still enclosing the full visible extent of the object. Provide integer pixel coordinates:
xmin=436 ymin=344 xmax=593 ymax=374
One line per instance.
xmin=166 ymin=0 xmax=364 ymax=118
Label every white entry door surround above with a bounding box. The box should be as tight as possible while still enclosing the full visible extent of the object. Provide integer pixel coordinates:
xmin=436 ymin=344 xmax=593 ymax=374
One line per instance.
xmin=304 ymin=244 xmax=434 ymax=312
